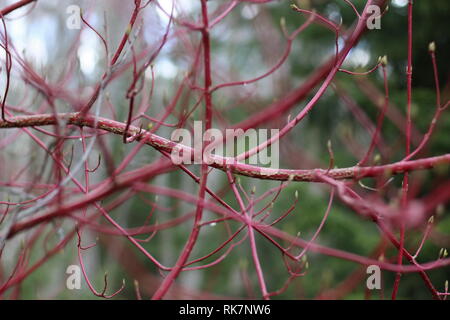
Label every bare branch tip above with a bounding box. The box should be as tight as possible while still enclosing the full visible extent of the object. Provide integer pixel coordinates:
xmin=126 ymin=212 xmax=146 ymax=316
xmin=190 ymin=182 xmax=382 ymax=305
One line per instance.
xmin=428 ymin=41 xmax=436 ymax=53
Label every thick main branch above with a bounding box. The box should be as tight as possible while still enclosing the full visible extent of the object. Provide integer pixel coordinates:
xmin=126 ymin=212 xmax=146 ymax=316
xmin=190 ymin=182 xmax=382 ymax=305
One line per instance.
xmin=1 ymin=112 xmax=449 ymax=182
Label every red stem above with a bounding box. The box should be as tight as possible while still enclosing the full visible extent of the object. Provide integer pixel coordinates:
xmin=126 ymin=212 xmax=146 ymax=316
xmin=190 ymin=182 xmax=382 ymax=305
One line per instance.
xmin=151 ymin=0 xmax=213 ymax=299
xmin=0 ymin=0 xmax=36 ymax=16
xmin=392 ymin=0 xmax=414 ymax=300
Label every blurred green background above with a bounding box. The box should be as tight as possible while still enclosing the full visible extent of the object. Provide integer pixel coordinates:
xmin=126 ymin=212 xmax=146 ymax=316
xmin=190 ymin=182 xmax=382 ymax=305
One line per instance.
xmin=1 ymin=0 xmax=449 ymax=299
